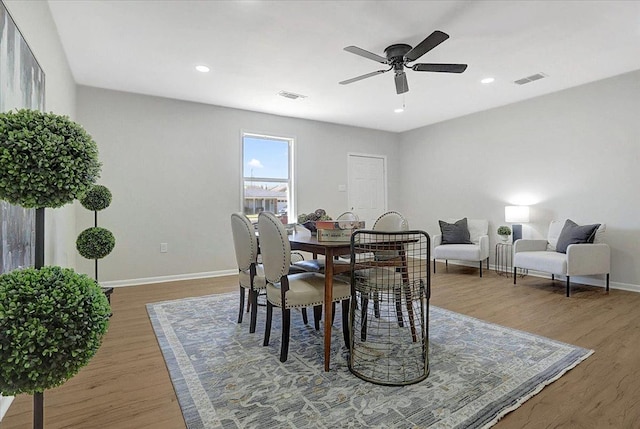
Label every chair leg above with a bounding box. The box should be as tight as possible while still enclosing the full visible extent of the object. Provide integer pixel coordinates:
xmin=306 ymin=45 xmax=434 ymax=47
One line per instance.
xmin=487 ymin=257 xmax=490 ymax=270
xmin=445 ymin=260 xmax=448 ymax=270
xmin=373 ymin=293 xmax=381 ymax=318
xmin=566 ymin=276 xmax=571 ymax=297
xmin=361 ymin=294 xmax=369 ymax=341
xmin=551 ymin=274 xmax=555 ymax=281
xmin=280 ymin=308 xmax=291 ymax=362
xmin=479 ymin=261 xmax=483 ymax=278
xmin=238 ymin=286 xmax=245 ymax=324
xmin=263 ymin=301 xmax=273 ymax=346
xmin=606 ymin=273 xmax=610 ymax=292
xmin=433 ymin=259 xmax=436 ymax=273
xmin=513 ymin=267 xmax=517 ymax=284
xmin=313 ymin=305 xmax=322 ymax=330
xmin=394 ymin=288 xmax=404 ymax=328
xmin=341 ymin=299 xmax=350 ymax=349
xmin=301 ymin=307 xmax=309 ymax=325
xmin=403 ymin=285 xmax=417 ymax=342
xmin=332 ymin=302 xmax=336 ymax=326
xmin=249 ymin=289 xmax=259 ymax=333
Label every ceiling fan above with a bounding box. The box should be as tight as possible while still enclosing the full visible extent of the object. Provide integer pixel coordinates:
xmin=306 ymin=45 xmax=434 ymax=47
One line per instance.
xmin=339 ymin=30 xmax=467 ymax=94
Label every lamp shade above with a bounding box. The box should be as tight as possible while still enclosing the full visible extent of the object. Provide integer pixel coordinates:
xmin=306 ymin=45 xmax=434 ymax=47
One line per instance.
xmin=505 ymin=205 xmax=530 ymax=223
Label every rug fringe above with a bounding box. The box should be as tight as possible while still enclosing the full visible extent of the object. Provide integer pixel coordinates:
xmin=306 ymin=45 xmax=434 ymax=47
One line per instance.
xmin=481 ymin=349 xmax=595 ymax=428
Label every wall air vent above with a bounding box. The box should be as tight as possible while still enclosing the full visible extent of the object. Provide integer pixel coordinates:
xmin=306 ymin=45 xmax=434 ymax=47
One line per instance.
xmin=278 ymin=90 xmax=307 ymax=100
xmin=514 ymin=73 xmax=547 ymax=85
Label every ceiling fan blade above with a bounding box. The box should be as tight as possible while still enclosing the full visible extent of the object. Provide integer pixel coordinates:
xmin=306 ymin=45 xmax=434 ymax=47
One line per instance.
xmin=395 ymin=72 xmax=409 ymax=94
xmin=339 ymin=68 xmax=390 ymax=85
xmin=405 ymin=30 xmax=449 ymax=62
xmin=344 ymin=46 xmax=388 ymax=64
xmin=413 ymin=63 xmax=468 ymax=73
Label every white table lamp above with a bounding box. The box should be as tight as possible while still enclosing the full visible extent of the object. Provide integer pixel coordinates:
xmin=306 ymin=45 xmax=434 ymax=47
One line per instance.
xmin=505 ymin=205 xmax=530 ymax=243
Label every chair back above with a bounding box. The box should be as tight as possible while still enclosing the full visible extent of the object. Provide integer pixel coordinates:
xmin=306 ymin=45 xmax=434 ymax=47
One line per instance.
xmin=547 ymin=219 xmax=607 ymax=251
xmin=337 ymin=211 xmax=359 ymax=221
xmin=372 ymin=212 xmax=408 ymax=259
xmin=230 ymin=212 xmax=258 ymax=272
xmin=373 ymin=211 xmax=408 ymax=232
xmin=258 ymin=211 xmax=291 ymax=284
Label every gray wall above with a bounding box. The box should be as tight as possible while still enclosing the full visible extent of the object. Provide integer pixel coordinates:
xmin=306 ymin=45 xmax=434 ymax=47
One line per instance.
xmin=398 ymin=70 xmax=640 ymax=290
xmin=76 ymin=86 xmax=400 ymax=282
xmin=5 ymin=1 xmax=640 ymax=289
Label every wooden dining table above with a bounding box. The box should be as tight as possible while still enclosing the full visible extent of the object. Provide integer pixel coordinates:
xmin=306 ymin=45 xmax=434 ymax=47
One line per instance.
xmin=288 ymin=232 xmax=353 ymax=372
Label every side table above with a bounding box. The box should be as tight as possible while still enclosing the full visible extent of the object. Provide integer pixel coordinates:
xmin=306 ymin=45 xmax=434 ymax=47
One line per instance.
xmin=495 ymin=242 xmax=527 ymax=278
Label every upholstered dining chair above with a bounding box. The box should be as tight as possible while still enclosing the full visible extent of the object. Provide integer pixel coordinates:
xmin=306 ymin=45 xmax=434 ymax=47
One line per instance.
xmin=368 ymin=211 xmax=410 ymax=317
xmin=258 ymin=211 xmax=351 ymax=362
xmin=230 ymin=212 xmax=265 ymax=333
xmin=231 ymin=213 xmax=311 ymax=333
xmin=295 ymin=211 xmax=361 ymax=271
xmin=373 ymin=211 xmax=409 ymax=232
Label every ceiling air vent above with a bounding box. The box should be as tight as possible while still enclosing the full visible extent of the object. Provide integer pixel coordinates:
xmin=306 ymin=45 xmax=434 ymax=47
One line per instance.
xmin=514 ymin=73 xmax=547 ymax=85
xmin=278 ymin=90 xmax=307 ymax=100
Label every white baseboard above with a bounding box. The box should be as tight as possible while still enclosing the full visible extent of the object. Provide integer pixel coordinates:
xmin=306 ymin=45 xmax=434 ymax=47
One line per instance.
xmin=100 ymin=269 xmax=237 ymax=288
xmin=0 ymin=395 xmax=14 ymax=422
xmin=437 ymin=259 xmax=640 ymax=293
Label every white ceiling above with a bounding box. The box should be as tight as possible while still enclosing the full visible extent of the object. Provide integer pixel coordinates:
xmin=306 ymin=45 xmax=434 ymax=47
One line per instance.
xmin=47 ymin=0 xmax=640 ymax=133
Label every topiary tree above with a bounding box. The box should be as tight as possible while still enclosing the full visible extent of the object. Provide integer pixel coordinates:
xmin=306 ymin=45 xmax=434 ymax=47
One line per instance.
xmin=76 ymin=227 xmax=115 ymax=260
xmin=0 ymin=109 xmax=104 ymax=429
xmin=77 ymin=185 xmax=115 ymax=299
xmin=0 ymin=109 xmax=101 ymax=208
xmin=79 ymin=184 xmax=112 ymax=212
xmin=0 ymin=266 xmax=111 ymax=396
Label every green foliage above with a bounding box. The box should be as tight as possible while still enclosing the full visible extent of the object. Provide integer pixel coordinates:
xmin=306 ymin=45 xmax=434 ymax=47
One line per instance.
xmin=298 ymin=209 xmax=332 ymax=223
xmin=497 ymin=225 xmax=512 ymax=236
xmin=76 ymin=227 xmax=115 ymax=259
xmin=0 ymin=266 xmax=110 ymax=395
xmin=80 ymin=184 xmax=112 ymax=211
xmin=0 ymin=109 xmax=101 ymax=208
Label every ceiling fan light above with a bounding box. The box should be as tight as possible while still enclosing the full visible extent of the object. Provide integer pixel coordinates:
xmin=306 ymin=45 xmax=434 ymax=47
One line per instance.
xmin=195 ymin=65 xmax=210 ymax=73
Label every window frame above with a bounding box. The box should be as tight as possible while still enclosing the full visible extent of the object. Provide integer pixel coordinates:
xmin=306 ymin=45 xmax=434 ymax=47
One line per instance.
xmin=240 ymin=131 xmax=295 ymax=223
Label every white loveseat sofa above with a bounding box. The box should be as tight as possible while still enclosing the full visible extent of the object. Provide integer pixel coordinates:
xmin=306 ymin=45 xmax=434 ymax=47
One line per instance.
xmin=513 ymin=219 xmax=610 ymax=297
xmin=433 ymin=218 xmax=490 ymax=277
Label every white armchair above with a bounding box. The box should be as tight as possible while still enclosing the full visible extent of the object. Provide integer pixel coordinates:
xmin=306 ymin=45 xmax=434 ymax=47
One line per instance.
xmin=433 ymin=218 xmax=490 ymax=277
xmin=513 ymin=220 xmax=610 ymax=297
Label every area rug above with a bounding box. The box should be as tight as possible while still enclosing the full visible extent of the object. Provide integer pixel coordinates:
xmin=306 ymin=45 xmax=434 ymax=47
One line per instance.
xmin=147 ymin=293 xmax=592 ymax=429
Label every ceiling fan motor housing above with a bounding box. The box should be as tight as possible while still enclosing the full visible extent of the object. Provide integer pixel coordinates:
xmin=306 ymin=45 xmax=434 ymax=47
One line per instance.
xmin=384 ymin=43 xmax=412 ymax=64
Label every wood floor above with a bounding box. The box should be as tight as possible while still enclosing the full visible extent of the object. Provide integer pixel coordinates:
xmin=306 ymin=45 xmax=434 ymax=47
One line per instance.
xmin=3 ymin=265 xmax=640 ymax=428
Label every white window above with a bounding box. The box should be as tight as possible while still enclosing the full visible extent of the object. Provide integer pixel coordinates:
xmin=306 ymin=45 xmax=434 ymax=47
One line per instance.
xmin=242 ymin=133 xmax=294 ymax=224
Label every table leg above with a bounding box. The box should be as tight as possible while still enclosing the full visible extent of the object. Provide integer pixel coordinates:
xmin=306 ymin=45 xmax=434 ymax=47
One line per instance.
xmin=324 ymin=248 xmax=334 ymax=372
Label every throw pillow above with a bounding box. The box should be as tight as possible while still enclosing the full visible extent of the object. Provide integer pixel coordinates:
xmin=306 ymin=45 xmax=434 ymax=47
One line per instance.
xmin=555 ymin=219 xmax=601 ymax=253
xmin=439 ymin=218 xmax=472 ymax=245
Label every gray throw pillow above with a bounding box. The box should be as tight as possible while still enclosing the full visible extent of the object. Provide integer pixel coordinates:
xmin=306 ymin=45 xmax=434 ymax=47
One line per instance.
xmin=555 ymin=219 xmax=601 ymax=254
xmin=439 ymin=218 xmax=472 ymax=245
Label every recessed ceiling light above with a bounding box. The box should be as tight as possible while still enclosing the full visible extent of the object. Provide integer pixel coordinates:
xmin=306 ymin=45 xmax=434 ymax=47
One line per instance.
xmin=481 ymin=77 xmax=495 ymax=84
xmin=195 ymin=65 xmax=210 ymax=73
xmin=394 ymin=108 xmax=404 ymax=113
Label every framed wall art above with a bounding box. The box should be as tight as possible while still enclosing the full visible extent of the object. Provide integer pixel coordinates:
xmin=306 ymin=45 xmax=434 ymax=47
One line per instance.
xmin=0 ymin=1 xmax=45 ymax=274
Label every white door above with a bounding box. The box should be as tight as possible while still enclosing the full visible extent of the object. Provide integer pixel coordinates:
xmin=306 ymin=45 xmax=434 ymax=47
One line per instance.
xmin=347 ymin=154 xmax=387 ymax=229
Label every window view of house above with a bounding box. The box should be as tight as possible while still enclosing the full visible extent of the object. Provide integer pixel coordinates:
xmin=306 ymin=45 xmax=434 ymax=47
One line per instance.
xmin=242 ymin=133 xmax=292 ymax=224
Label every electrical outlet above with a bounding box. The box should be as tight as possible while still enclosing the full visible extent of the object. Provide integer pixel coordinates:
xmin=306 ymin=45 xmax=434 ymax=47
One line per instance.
xmin=160 ymin=243 xmax=168 ymax=253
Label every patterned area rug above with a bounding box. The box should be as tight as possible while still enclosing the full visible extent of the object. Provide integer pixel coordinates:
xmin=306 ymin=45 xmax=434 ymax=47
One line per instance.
xmin=147 ymin=293 xmax=592 ymax=429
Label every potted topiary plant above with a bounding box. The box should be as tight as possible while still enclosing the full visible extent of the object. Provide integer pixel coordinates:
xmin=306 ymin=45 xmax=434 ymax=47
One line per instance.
xmin=0 ymin=109 xmax=105 ymax=429
xmin=78 ymin=184 xmax=116 ymax=301
xmin=0 ymin=266 xmax=110 ymax=395
xmin=497 ymin=225 xmax=512 ymax=242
